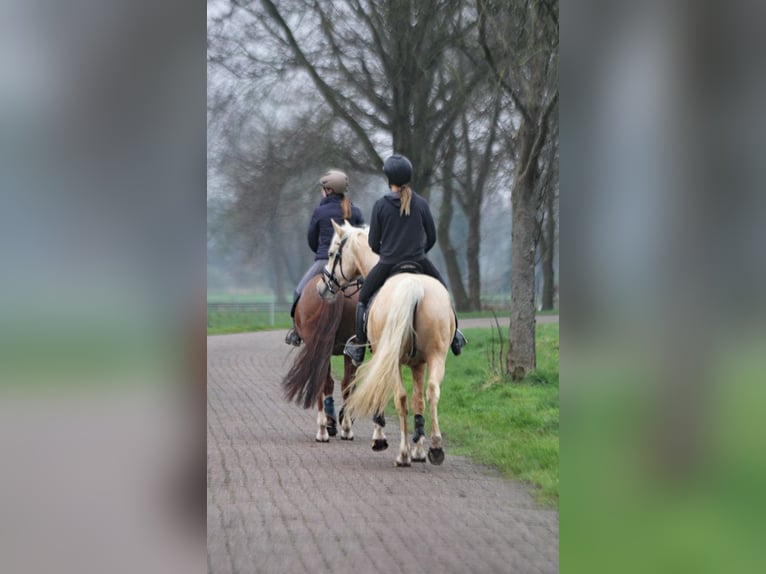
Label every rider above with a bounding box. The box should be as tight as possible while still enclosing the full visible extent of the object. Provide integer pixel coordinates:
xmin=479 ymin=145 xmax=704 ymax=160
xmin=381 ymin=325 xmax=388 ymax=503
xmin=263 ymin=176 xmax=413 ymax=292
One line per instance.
xmin=285 ymin=169 xmax=365 ymax=346
xmin=343 ymin=154 xmax=467 ymax=366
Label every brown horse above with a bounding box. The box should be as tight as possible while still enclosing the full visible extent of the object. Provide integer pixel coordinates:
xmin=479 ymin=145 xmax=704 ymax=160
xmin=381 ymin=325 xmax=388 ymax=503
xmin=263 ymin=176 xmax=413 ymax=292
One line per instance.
xmin=317 ymin=221 xmax=454 ymax=466
xmin=281 ymin=274 xmax=362 ymax=442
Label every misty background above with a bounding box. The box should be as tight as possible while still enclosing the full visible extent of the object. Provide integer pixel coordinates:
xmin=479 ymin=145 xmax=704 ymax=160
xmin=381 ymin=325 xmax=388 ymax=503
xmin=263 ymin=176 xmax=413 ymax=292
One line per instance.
xmin=0 ymin=0 xmax=762 ymax=572
xmin=206 ymin=0 xmax=559 ymax=311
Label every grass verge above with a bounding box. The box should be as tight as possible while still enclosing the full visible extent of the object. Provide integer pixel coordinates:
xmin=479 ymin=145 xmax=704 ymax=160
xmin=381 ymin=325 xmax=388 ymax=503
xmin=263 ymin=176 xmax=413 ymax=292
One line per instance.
xmin=331 ymin=322 xmax=559 ymax=508
xmin=207 ymin=312 xmax=292 ymax=335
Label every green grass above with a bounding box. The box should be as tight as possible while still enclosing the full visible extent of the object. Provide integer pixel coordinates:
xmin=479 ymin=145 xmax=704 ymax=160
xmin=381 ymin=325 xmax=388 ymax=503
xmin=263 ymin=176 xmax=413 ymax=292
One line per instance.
xmin=207 ymin=306 xmax=558 ymax=335
xmin=331 ymin=323 xmax=559 ymax=508
xmin=207 ymin=292 xmax=288 ymax=303
xmin=207 ymin=311 xmax=292 ymax=335
xmin=443 ymin=324 xmax=559 ymax=507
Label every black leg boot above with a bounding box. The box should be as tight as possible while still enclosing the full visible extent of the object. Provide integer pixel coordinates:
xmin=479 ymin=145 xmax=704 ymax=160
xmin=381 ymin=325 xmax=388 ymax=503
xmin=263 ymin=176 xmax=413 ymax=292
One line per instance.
xmin=285 ymin=297 xmax=302 ymax=346
xmin=450 ymin=311 xmax=467 ymax=355
xmin=344 ymin=302 xmax=368 ymax=366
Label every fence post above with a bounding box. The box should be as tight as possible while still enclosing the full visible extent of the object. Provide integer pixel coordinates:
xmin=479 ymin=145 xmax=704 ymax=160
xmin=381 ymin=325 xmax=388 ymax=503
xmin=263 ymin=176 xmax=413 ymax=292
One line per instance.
xmin=270 ymin=302 xmax=275 ymax=326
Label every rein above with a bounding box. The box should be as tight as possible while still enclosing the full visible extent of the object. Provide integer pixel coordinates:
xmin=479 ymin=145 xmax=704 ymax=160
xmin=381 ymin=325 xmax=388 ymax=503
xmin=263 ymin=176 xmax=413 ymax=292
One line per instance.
xmin=321 ymin=236 xmax=364 ymax=298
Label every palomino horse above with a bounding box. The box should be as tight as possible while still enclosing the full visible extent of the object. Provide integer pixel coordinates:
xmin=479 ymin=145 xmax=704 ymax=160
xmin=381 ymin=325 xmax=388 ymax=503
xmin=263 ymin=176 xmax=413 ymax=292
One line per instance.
xmin=317 ymin=220 xmax=454 ymax=466
xmin=281 ymin=274 xmax=360 ymax=442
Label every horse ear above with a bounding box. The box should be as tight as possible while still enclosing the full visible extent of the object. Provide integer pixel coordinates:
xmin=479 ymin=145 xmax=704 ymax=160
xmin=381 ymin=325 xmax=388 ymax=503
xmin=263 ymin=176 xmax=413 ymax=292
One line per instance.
xmin=332 ymin=219 xmax=343 ymax=235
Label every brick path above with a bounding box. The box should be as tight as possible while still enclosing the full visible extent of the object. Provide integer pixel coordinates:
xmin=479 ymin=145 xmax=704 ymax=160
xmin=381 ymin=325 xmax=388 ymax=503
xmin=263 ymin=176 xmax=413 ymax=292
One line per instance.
xmin=208 ymin=327 xmax=559 ymax=574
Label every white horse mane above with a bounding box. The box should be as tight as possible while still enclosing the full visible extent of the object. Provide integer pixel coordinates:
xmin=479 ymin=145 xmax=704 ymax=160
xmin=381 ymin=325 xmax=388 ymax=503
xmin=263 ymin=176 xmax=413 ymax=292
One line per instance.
xmin=340 ymin=221 xmax=368 ymax=236
xmin=336 ymin=222 xmax=368 ymax=253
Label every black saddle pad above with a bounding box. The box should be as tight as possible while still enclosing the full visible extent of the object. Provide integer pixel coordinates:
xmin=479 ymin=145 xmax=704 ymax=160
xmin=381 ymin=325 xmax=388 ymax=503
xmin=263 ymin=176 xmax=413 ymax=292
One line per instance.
xmin=390 ymin=260 xmax=423 ymax=276
xmin=366 ymin=261 xmax=424 ymax=312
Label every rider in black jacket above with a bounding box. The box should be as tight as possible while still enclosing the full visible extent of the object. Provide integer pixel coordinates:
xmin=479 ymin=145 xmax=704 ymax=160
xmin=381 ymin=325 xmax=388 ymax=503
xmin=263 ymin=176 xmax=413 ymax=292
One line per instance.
xmin=285 ymin=170 xmax=364 ymax=346
xmin=343 ymin=154 xmax=467 ymax=365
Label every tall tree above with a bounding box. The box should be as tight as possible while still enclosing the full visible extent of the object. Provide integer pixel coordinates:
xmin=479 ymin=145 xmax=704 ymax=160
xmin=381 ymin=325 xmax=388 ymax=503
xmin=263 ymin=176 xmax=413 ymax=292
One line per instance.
xmin=256 ymin=0 xmax=486 ymax=189
xmin=478 ymin=0 xmax=558 ymax=379
xmin=437 ymin=92 xmax=504 ymax=310
xmin=251 ymin=0 xmax=489 ymax=309
xmin=437 ymin=133 xmax=471 ymax=309
xmin=215 ymin=107 xmax=364 ymax=301
xmin=456 ymin=95 xmax=504 ymax=309
xmin=538 ymin=132 xmax=559 ymax=311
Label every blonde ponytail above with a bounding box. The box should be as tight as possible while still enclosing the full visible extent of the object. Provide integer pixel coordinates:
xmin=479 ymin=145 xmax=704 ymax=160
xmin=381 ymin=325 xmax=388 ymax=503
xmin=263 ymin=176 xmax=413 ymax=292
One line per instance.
xmin=340 ymin=195 xmax=352 ymax=219
xmin=399 ymin=185 xmax=412 ymax=216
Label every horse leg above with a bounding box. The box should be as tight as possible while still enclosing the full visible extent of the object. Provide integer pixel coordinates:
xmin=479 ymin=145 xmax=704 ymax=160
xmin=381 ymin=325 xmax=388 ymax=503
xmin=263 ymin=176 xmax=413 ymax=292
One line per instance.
xmin=323 ymin=366 xmax=337 ymax=438
xmin=316 ymin=392 xmax=330 ymax=442
xmin=339 ymin=356 xmax=355 ymax=440
xmin=394 ymin=373 xmax=410 ymax=467
xmin=426 ymin=358 xmax=446 ymax=465
xmin=371 ymin=411 xmax=388 ymax=451
xmin=410 ymin=363 xmax=427 ymax=462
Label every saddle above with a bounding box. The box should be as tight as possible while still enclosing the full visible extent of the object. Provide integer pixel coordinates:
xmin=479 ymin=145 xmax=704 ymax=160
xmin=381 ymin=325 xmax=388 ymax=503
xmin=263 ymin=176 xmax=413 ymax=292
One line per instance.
xmin=390 ymin=260 xmax=424 ymax=276
xmin=366 ymin=260 xmax=425 ymax=316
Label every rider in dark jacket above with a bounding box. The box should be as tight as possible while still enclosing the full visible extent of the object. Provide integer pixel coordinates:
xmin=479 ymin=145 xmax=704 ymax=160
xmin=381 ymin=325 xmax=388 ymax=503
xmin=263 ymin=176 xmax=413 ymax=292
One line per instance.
xmin=285 ymin=170 xmax=364 ymax=346
xmin=308 ymin=193 xmax=363 ymax=260
xmin=343 ymin=154 xmax=467 ymax=365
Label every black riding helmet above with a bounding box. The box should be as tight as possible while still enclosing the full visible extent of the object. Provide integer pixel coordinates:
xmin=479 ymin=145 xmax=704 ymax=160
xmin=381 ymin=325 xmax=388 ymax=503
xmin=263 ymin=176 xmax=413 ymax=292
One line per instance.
xmin=383 ymin=154 xmax=412 ymax=186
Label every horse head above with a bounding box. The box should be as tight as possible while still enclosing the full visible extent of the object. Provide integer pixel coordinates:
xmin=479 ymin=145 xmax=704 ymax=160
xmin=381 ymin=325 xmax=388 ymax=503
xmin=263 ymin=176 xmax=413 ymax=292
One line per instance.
xmin=317 ymin=220 xmax=365 ymax=301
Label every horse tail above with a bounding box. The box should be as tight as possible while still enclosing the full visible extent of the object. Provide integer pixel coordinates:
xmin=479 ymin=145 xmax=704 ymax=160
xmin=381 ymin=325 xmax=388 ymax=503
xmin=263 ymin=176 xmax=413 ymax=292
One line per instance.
xmin=344 ymin=277 xmax=424 ymax=419
xmin=281 ymin=295 xmax=344 ymax=409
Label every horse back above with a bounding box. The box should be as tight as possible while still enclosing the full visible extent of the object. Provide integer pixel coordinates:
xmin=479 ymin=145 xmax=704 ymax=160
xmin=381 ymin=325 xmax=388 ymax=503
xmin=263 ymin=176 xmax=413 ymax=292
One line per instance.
xmin=369 ymin=274 xmax=453 ymax=361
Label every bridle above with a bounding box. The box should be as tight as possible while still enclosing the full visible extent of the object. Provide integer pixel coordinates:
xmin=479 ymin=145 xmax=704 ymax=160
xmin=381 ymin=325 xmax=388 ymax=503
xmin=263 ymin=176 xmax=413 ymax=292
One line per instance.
xmin=321 ymin=236 xmax=364 ymax=297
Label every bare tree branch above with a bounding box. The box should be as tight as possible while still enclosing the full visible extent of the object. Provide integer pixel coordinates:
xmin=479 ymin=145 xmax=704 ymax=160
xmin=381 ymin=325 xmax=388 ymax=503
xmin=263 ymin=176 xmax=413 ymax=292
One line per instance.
xmin=259 ymin=0 xmax=383 ymax=166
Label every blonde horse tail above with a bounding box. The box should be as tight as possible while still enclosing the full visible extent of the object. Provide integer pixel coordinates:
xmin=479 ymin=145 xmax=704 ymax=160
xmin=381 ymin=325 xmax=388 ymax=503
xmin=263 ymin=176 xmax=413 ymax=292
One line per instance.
xmin=345 ymin=277 xmax=425 ymax=419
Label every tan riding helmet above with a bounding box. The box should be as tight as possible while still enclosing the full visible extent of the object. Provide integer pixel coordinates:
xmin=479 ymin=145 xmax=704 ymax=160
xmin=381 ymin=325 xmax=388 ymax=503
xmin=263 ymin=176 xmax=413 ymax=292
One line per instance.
xmin=320 ymin=170 xmax=349 ymax=194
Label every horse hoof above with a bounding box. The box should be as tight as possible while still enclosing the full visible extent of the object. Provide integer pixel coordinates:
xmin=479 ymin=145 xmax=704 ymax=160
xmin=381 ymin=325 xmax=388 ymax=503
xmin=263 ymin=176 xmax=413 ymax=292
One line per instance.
xmin=326 ymin=417 xmax=337 ymax=437
xmin=395 ymin=459 xmax=411 ymax=467
xmin=428 ymin=447 xmax=445 ymax=465
xmin=371 ymin=439 xmax=388 ymax=451
xmin=316 ymin=438 xmax=330 ymax=443
xmin=412 ymin=456 xmax=426 ymax=463
xmin=341 ymin=435 xmax=354 ymax=441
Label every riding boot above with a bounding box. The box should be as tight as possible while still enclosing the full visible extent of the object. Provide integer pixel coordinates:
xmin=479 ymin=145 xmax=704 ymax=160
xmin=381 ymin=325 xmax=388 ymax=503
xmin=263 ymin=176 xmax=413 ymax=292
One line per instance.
xmin=285 ymin=297 xmax=302 ymax=346
xmin=450 ymin=311 xmax=467 ymax=356
xmin=344 ymin=302 xmax=368 ymax=366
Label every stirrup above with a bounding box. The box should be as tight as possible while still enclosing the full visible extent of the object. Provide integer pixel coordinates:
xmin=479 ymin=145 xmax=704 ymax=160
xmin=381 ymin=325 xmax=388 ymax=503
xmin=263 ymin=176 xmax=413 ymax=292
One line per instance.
xmin=285 ymin=328 xmax=301 ymax=347
xmin=343 ymin=336 xmax=366 ymax=366
xmin=451 ymin=329 xmax=467 ymax=356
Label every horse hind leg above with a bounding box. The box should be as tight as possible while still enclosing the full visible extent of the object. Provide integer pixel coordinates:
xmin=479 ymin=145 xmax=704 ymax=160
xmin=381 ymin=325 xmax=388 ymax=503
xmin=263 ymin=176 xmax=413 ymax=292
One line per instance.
xmin=394 ymin=380 xmax=411 ymax=467
xmin=426 ymin=359 xmax=446 ymax=465
xmin=371 ymin=411 xmax=388 ymax=451
xmin=324 ymin=396 xmax=337 ymax=437
xmin=316 ymin=394 xmax=330 ymax=442
xmin=317 ymin=365 xmax=338 ymax=442
xmin=411 ymin=414 xmax=427 ymax=462
xmin=317 ymin=366 xmax=335 ymax=441
xmin=410 ymin=364 xmax=427 ymax=462
xmin=339 ymin=356 xmax=355 ymax=440
xmin=339 ymin=406 xmax=354 ymax=441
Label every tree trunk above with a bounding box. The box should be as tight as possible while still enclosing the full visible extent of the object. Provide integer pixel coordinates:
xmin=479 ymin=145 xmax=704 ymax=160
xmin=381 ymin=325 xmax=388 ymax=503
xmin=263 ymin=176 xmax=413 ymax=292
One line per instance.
xmin=541 ymin=187 xmax=555 ymax=310
xmin=438 ymin=181 xmax=471 ymax=311
xmin=467 ymin=208 xmax=482 ymax=310
xmin=507 ymin=123 xmax=538 ymax=380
